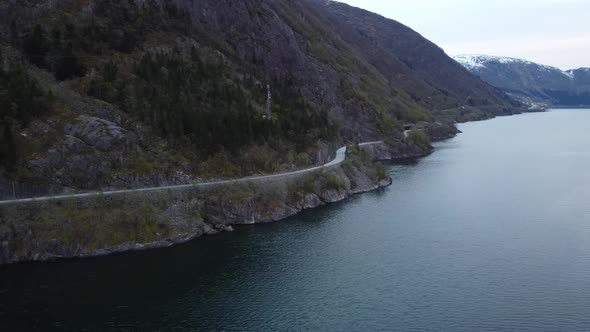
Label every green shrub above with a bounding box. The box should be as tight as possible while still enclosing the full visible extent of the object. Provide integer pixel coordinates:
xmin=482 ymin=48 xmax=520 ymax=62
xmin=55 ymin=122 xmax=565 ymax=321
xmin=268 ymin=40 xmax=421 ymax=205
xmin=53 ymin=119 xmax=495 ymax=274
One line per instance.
xmin=407 ymin=131 xmax=431 ymax=150
xmin=375 ymin=162 xmax=387 ymax=180
xmin=396 ymin=107 xmax=433 ymax=123
xmin=321 ymin=172 xmax=346 ymax=191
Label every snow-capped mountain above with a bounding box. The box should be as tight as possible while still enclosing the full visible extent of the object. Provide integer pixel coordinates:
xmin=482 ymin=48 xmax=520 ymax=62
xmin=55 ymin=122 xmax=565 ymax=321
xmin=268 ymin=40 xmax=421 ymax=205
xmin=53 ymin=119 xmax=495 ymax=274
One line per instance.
xmin=454 ymin=55 xmax=569 ymax=75
xmin=453 ymin=55 xmax=590 ymax=107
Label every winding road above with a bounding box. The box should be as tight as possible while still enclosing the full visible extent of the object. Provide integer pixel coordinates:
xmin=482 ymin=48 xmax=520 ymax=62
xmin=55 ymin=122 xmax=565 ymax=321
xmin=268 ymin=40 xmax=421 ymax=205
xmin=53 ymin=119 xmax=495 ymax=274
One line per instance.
xmin=0 ymin=141 xmax=384 ymax=206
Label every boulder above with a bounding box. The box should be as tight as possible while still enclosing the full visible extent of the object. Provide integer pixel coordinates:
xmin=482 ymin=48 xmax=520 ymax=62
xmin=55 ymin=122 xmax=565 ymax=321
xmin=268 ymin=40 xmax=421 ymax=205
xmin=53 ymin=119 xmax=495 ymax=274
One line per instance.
xmin=65 ymin=115 xmax=129 ymax=152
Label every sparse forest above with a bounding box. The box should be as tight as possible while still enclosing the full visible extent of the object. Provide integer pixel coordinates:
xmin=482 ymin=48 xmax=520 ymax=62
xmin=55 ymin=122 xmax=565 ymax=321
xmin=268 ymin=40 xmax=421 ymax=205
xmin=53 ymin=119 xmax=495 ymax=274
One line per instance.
xmin=0 ymin=60 xmax=54 ymax=171
xmin=0 ymin=0 xmax=337 ymax=178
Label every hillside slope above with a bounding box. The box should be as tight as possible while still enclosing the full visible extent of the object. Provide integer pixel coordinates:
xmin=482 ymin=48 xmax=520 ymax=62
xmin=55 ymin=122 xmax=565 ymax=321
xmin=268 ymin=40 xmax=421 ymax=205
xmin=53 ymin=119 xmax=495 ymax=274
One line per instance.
xmin=306 ymin=1 xmax=518 ymax=113
xmin=454 ymin=55 xmax=590 ymax=107
xmin=0 ymin=0 xmax=520 ymax=198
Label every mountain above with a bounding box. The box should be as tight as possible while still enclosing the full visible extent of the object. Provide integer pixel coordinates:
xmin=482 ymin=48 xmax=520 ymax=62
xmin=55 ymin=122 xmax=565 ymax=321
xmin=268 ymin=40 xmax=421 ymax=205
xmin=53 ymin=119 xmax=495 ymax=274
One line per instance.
xmin=0 ymin=0 xmax=520 ymax=197
xmin=454 ymin=55 xmax=590 ymax=108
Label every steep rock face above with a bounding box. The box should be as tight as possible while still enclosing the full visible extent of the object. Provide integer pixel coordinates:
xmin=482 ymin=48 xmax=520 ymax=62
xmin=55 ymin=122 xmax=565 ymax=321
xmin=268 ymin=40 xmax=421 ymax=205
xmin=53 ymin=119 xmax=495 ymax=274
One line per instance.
xmin=454 ymin=55 xmax=590 ymax=107
xmin=307 ymin=1 xmax=518 ymax=111
xmin=26 ymin=116 xmax=134 ymax=190
xmin=64 ymin=115 xmax=130 ymax=152
xmin=362 ymin=140 xmax=431 ymax=161
xmin=168 ymin=0 xmax=520 ymax=140
xmin=168 ymin=0 xmax=388 ymax=141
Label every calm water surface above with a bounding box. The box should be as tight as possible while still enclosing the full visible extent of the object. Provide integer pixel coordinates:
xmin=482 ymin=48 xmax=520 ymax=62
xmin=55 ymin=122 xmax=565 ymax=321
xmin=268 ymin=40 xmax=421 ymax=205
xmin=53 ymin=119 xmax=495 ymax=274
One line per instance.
xmin=2 ymin=109 xmax=590 ymax=331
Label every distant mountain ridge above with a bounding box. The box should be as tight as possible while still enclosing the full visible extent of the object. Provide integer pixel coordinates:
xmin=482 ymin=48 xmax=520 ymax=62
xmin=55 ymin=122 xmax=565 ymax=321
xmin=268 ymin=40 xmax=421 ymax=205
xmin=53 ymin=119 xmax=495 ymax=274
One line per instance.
xmin=453 ymin=55 xmax=590 ymax=108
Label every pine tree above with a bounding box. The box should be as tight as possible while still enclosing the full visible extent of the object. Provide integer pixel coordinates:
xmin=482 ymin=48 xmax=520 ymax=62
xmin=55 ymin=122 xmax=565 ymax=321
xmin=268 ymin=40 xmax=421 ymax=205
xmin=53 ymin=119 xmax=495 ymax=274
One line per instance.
xmin=24 ymin=25 xmax=49 ymax=68
xmin=55 ymin=42 xmax=86 ymax=81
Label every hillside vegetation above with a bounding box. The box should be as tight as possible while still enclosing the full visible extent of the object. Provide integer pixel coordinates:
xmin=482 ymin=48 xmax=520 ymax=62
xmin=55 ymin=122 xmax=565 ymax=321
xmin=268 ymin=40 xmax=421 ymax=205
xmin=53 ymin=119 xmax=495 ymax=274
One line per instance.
xmin=0 ymin=0 xmax=520 ymax=197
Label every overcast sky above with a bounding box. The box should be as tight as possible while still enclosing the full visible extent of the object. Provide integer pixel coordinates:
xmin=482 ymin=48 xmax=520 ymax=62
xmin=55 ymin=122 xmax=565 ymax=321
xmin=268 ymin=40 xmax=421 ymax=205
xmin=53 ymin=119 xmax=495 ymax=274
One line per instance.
xmin=336 ymin=0 xmax=590 ymax=70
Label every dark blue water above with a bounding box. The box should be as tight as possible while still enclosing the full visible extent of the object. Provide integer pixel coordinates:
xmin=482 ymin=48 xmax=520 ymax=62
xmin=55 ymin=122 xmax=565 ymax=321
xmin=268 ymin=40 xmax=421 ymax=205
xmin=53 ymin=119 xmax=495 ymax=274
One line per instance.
xmin=2 ymin=109 xmax=590 ymax=331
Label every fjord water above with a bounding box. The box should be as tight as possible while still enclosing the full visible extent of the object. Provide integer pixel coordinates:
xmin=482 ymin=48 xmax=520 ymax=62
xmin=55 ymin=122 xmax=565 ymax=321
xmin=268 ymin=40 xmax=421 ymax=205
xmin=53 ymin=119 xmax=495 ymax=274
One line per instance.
xmin=2 ymin=109 xmax=590 ymax=331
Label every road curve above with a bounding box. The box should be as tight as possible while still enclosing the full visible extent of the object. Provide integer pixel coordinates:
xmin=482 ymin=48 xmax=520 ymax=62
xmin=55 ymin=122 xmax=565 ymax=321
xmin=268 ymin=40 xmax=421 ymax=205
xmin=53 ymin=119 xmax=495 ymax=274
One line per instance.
xmin=0 ymin=142 xmax=384 ymax=206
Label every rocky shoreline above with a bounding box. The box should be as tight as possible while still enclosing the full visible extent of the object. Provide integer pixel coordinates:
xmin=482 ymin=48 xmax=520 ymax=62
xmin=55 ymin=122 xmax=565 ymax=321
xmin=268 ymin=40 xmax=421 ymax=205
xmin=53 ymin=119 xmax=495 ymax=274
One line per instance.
xmin=0 ymin=144 xmax=400 ymax=265
xmin=78 ymin=177 xmax=393 ymax=262
xmin=0 ymin=120 xmax=466 ymax=266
